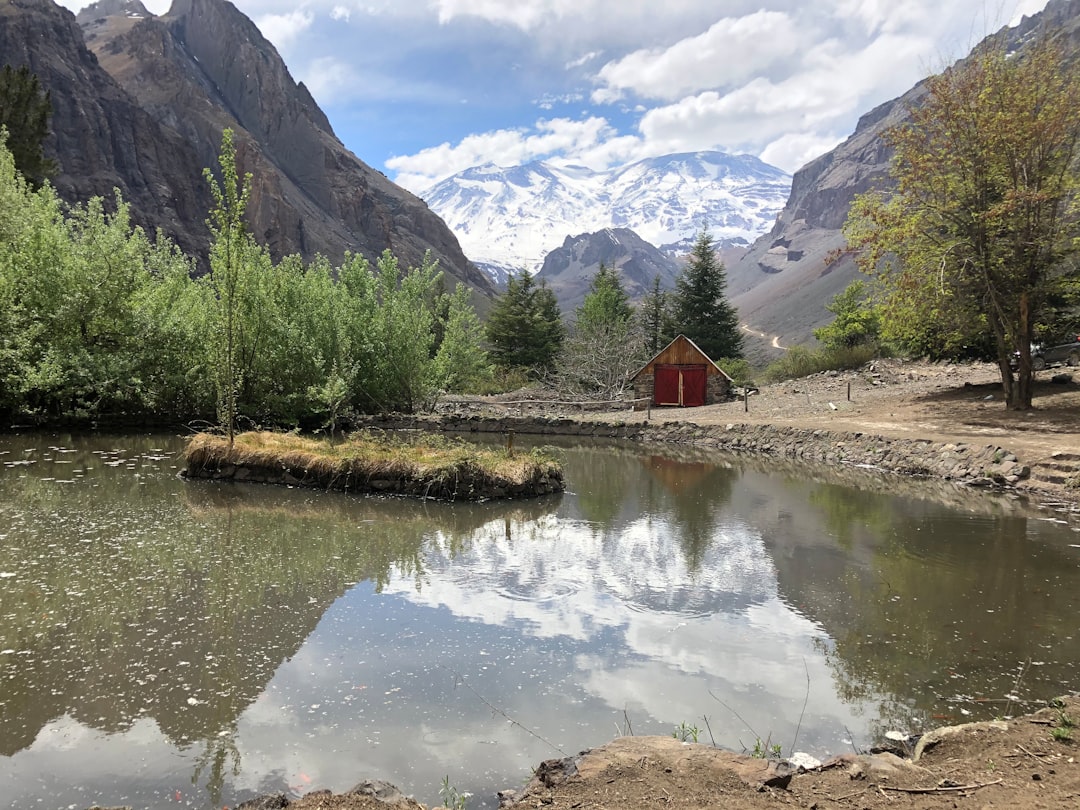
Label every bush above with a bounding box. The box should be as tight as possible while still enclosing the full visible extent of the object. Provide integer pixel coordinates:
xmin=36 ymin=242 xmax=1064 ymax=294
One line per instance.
xmin=716 ymin=357 xmax=755 ymax=387
xmin=764 ymin=343 xmax=882 ymax=382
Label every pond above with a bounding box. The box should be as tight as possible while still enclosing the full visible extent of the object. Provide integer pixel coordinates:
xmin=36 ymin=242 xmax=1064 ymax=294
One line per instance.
xmin=0 ymin=432 xmax=1078 ymax=809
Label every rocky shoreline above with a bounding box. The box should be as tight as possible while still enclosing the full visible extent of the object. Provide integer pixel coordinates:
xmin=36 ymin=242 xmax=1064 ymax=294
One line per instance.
xmin=358 ymin=413 xmax=1080 ymax=506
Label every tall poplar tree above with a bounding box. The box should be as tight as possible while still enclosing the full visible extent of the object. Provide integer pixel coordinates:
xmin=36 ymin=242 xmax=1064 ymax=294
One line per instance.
xmin=203 ymin=129 xmax=252 ymax=445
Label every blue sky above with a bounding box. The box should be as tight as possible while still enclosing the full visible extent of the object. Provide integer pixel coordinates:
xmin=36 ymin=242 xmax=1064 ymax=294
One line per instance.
xmin=61 ymin=0 xmax=1050 ymax=192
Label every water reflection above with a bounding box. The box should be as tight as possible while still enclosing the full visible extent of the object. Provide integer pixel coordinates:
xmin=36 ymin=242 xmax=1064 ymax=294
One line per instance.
xmin=0 ymin=433 xmax=1077 ymax=810
xmin=759 ymin=475 xmax=1080 ymax=736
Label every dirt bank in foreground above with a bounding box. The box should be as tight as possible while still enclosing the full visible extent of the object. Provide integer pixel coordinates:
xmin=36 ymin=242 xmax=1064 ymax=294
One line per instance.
xmin=239 ymin=695 xmax=1080 ymax=810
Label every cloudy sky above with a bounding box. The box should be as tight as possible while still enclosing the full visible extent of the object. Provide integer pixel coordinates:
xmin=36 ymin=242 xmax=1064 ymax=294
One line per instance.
xmin=60 ymin=0 xmax=1050 ymax=191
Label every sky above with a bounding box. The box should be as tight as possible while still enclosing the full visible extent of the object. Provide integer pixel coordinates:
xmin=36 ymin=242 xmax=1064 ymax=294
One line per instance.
xmin=59 ymin=0 xmax=1051 ymax=192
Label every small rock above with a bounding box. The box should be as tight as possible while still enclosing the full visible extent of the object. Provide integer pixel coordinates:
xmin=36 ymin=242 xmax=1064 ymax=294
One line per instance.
xmin=789 ymin=752 xmax=822 ymax=771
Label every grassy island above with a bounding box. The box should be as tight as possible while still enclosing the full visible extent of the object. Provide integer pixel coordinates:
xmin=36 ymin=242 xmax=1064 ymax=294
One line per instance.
xmin=182 ymin=430 xmax=563 ymax=501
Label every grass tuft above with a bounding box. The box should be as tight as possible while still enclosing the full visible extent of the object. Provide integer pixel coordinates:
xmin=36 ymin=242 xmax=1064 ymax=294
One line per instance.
xmin=183 ymin=430 xmax=562 ymax=500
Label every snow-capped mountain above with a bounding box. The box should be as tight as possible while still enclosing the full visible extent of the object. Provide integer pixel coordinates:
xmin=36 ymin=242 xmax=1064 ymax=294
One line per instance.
xmin=422 ymin=151 xmax=792 ymax=283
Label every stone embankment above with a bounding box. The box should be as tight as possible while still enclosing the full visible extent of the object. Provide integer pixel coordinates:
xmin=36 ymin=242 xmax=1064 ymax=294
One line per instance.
xmin=360 ymin=414 xmax=1034 ymax=491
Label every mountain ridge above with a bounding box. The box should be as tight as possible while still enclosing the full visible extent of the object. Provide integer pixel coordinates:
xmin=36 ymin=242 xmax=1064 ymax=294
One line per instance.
xmin=535 ymin=228 xmax=682 ymax=316
xmin=729 ymin=0 xmax=1080 ymax=361
xmin=424 ymin=150 xmax=791 ymax=284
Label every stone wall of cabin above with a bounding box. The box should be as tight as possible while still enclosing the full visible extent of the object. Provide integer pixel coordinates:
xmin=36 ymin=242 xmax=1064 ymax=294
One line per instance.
xmin=709 ymin=374 xmax=729 ymax=403
xmin=633 ymin=374 xmax=655 ymax=409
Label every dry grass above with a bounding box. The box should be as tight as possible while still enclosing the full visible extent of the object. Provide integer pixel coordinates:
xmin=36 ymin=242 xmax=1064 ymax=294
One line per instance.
xmin=184 ymin=430 xmax=561 ymax=490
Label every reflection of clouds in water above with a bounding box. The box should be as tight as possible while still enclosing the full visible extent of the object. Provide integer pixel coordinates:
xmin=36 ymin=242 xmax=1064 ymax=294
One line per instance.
xmin=3 ymin=716 xmax=194 ymax=806
xmin=383 ymin=513 xmax=778 ymax=642
xmin=576 ymin=598 xmax=861 ymax=751
xmin=27 ymin=714 xmax=126 ymax=751
xmin=371 ymin=508 xmax=870 ymax=756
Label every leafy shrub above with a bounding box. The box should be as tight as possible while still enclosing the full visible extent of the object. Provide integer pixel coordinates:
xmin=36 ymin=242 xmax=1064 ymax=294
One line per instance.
xmin=764 ymin=343 xmax=881 ymax=382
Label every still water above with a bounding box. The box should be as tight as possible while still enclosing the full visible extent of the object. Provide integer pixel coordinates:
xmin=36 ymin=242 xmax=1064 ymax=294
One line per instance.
xmin=0 ymin=432 xmax=1078 ymax=809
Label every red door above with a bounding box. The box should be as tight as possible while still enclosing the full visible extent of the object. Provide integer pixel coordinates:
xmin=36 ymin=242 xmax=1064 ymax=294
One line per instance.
xmin=653 ymin=365 xmax=707 ymax=406
xmin=681 ymin=366 xmax=707 ymax=406
xmin=654 ymin=365 xmax=681 ymax=405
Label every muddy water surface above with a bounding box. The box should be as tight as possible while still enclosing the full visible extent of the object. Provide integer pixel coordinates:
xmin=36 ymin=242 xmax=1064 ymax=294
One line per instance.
xmin=0 ymin=433 xmax=1077 ymax=809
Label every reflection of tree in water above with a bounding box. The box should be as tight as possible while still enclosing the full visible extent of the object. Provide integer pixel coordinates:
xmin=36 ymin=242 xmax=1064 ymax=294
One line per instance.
xmin=0 ymin=437 xmax=558 ymax=797
xmin=807 ymin=482 xmax=894 ymax=550
xmin=566 ymin=444 xmax=647 ymax=528
xmin=639 ymin=452 xmax=736 ymax=574
xmin=192 ymin=724 xmax=240 ymax=807
xmin=777 ymin=487 xmax=1080 ymax=737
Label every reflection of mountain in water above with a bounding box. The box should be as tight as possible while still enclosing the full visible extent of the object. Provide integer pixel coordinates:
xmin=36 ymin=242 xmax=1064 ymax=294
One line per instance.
xmin=0 ymin=433 xmax=558 ymax=757
xmin=384 ymin=445 xmax=777 ymax=633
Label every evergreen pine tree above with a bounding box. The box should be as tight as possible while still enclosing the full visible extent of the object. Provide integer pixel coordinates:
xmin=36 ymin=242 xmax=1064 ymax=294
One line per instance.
xmin=485 ymin=271 xmax=564 ymax=373
xmin=639 ymin=274 xmax=673 ymax=356
xmin=575 ymin=262 xmax=633 ymax=331
xmin=671 ymin=229 xmax=742 ymax=359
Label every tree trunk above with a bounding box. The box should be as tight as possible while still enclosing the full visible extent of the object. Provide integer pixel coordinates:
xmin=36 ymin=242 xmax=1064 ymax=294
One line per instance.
xmin=1007 ymin=292 xmax=1034 ymax=411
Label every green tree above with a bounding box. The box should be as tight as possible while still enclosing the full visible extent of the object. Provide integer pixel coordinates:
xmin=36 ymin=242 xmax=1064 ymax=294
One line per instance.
xmin=558 ymin=263 xmax=645 ymax=399
xmin=370 ymin=249 xmax=441 ymax=412
xmin=0 ymin=66 xmax=56 ymax=186
xmin=670 ymin=229 xmax=742 ymax=360
xmin=484 ymin=271 xmax=564 ymax=374
xmin=813 ymin=280 xmax=881 ymax=350
xmin=845 ymin=39 xmax=1080 ymax=410
xmin=203 ymin=128 xmax=253 ymax=444
xmin=575 ymin=262 xmax=633 ymax=331
xmin=639 ymin=274 xmax=673 ymax=357
xmin=433 ymin=283 xmax=492 ymax=394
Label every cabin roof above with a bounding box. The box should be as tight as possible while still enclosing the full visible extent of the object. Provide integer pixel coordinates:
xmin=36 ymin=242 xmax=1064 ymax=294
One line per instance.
xmin=631 ymin=334 xmax=735 ymax=382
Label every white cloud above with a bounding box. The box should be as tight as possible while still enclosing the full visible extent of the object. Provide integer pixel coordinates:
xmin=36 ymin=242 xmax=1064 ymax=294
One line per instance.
xmin=759 ymin=132 xmax=844 ymax=174
xmin=565 ymin=50 xmax=601 ymax=70
xmin=386 ymin=117 xmax=619 ymax=190
xmin=432 ymin=0 xmax=580 ymax=29
xmin=831 ymin=0 xmax=931 ymax=36
xmin=299 ymin=56 xmax=361 ymax=104
xmin=254 ymin=9 xmax=315 ymax=48
xmin=330 ymin=5 xmax=351 ymax=21
xmin=592 ymin=10 xmax=802 ymax=103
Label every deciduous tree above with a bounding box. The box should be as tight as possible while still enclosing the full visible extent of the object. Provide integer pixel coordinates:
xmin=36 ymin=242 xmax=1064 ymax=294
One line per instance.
xmin=556 ymin=263 xmax=645 ymax=399
xmin=845 ymin=39 xmax=1080 ymax=409
xmin=203 ymin=128 xmax=253 ymax=444
xmin=813 ymin=281 xmax=881 ymax=351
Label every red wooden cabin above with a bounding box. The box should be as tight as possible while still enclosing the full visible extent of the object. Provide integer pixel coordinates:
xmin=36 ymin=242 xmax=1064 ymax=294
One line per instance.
xmin=631 ymin=335 xmax=733 ymax=407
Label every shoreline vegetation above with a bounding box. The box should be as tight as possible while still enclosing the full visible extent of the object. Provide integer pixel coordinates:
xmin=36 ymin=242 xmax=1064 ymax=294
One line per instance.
xmin=181 ymin=430 xmax=564 ymax=501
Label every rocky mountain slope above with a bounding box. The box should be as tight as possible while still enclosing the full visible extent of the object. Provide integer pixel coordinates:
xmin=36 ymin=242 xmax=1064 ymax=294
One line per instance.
xmin=0 ymin=0 xmax=210 ymax=259
xmin=424 ymin=151 xmax=791 ymax=284
xmin=534 ymin=228 xmax=681 ymax=315
xmin=1 ymin=0 xmax=492 ymax=295
xmin=730 ymin=0 xmax=1080 ymax=360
